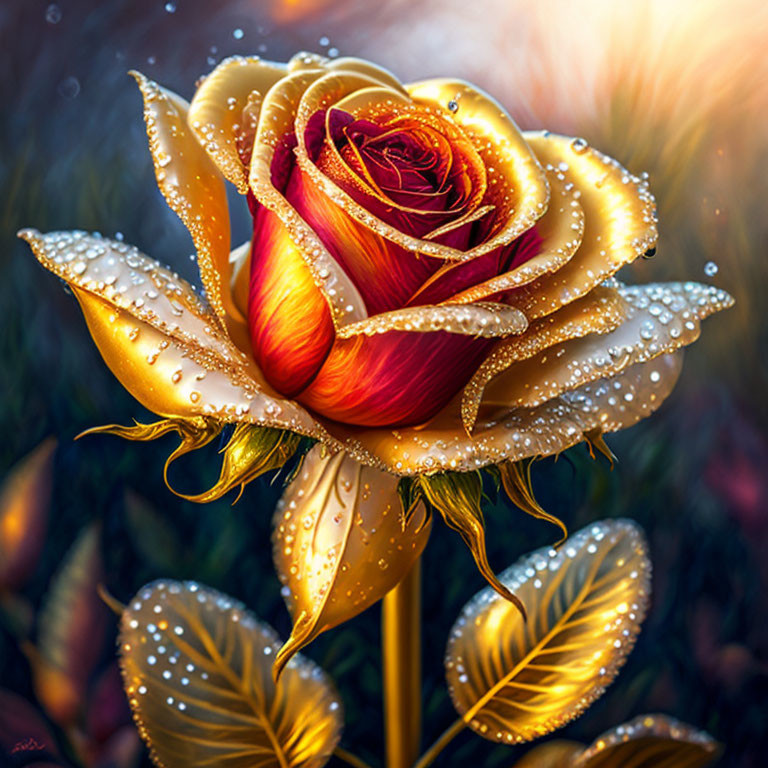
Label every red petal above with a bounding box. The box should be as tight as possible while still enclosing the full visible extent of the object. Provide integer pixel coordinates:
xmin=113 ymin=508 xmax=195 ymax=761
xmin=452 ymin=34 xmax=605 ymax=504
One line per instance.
xmin=298 ymin=330 xmax=493 ymax=427
xmin=409 ymin=227 xmax=543 ymax=306
xmin=286 ymin=166 xmax=442 ymax=315
xmin=248 ymin=203 xmax=335 ymax=397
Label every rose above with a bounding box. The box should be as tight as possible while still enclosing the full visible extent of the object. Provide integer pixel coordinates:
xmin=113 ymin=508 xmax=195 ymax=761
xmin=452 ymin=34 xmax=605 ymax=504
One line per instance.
xmin=22 ymin=52 xmax=732 ymax=669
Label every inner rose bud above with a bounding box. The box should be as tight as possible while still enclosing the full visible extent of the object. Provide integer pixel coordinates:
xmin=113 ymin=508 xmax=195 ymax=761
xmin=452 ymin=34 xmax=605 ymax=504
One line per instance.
xmin=247 ymin=102 xmax=542 ymax=426
xmin=317 ymin=108 xmax=488 ymax=241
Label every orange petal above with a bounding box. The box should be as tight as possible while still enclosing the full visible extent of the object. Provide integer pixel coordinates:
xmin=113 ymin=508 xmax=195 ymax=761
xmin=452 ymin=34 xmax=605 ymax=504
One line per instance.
xmin=188 ymin=55 xmax=286 ymax=192
xmin=130 ymin=71 xmax=235 ymax=324
xmin=508 ymin=132 xmax=658 ymax=320
xmin=248 ymin=204 xmax=335 ymax=396
xmin=272 ymin=445 xmax=430 ymax=675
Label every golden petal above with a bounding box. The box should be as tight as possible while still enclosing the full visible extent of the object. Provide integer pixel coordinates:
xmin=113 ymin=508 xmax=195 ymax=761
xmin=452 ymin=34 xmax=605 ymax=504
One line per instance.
xmin=573 ymin=713 xmax=719 ymax=767
xmin=446 ymin=170 xmax=584 ymax=304
xmin=512 ymin=741 xmax=584 ymax=768
xmin=335 ymin=301 xmax=527 ymax=340
xmin=21 ymin=229 xmax=243 ymax=367
xmin=288 ymin=51 xmax=330 ymax=71
xmin=188 ymin=55 xmax=287 ymax=192
xmin=445 ymin=519 xmax=650 ymax=744
xmin=272 ymin=446 xmax=431 ymax=677
xmin=481 ymin=281 xmax=733 ymax=411
xmin=119 ymin=580 xmax=343 ymax=768
xmin=462 ymin=285 xmax=628 ymax=431
xmin=406 ymin=79 xmax=550 ymax=257
xmin=346 ymin=352 xmax=683 ymax=475
xmin=509 ymin=132 xmax=658 ymax=320
xmin=130 ymin=71 xmax=235 ymax=323
xmin=249 ymin=69 xmax=368 ymax=327
xmin=325 ymin=57 xmax=407 ymax=94
xmin=20 ymin=228 xmax=336 ymax=440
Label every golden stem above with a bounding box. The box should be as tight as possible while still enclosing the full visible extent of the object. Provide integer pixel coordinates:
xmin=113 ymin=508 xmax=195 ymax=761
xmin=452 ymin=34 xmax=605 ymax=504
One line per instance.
xmin=411 ymin=718 xmax=466 ymax=768
xmin=382 ymin=558 xmax=422 ymax=768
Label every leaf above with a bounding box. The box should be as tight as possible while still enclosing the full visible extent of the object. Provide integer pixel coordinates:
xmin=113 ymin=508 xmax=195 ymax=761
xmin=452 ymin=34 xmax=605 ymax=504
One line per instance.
xmin=572 ymin=713 xmax=720 ymax=767
xmin=445 ymin=519 xmax=650 ymax=744
xmin=0 ymin=438 xmax=56 ymax=590
xmin=512 ymin=740 xmax=584 ymax=767
xmin=119 ymin=580 xmax=343 ymax=768
xmin=32 ymin=523 xmax=108 ymax=727
xmin=272 ymin=445 xmax=431 ymax=678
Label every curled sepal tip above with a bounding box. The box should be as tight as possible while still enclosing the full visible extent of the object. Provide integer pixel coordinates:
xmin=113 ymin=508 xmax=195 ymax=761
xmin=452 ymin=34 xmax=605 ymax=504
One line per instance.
xmin=78 ymin=418 xmax=303 ymax=503
xmin=497 ymin=459 xmax=568 ymax=547
xmin=272 ymin=446 xmax=431 ymax=679
xmin=177 ymin=424 xmax=303 ymax=503
xmin=119 ymin=580 xmax=342 ymax=768
xmin=445 ymin=519 xmax=650 ymax=744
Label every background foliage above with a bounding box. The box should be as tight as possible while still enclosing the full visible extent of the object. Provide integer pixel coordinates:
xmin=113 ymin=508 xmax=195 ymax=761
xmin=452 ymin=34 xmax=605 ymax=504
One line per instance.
xmin=1 ymin=0 xmax=766 ymax=766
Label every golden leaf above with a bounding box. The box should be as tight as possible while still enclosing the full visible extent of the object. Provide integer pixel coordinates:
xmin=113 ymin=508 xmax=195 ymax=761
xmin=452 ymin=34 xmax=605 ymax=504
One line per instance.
xmin=445 ymin=519 xmax=650 ymax=744
xmin=0 ymin=438 xmax=55 ymax=590
xmin=119 ymin=580 xmax=342 ymax=768
xmin=416 ymin=472 xmax=526 ymax=618
xmin=572 ymin=713 xmax=720 ymax=768
xmin=272 ymin=446 xmax=431 ymax=678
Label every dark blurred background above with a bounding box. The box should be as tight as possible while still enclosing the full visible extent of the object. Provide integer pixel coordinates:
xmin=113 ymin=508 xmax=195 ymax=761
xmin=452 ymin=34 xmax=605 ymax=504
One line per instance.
xmin=1 ymin=0 xmax=766 ymax=766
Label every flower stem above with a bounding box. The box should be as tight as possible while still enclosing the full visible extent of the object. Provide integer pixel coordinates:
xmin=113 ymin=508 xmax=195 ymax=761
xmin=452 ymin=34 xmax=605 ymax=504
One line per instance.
xmin=382 ymin=558 xmax=422 ymax=768
xmin=411 ymin=718 xmax=466 ymax=768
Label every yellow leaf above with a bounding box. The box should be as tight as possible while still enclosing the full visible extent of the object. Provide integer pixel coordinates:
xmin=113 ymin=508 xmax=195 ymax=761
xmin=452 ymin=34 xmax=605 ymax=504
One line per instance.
xmin=272 ymin=446 xmax=431 ymax=678
xmin=0 ymin=438 xmax=55 ymax=590
xmin=445 ymin=519 xmax=650 ymax=744
xmin=119 ymin=580 xmax=342 ymax=768
xmin=572 ymin=713 xmax=720 ymax=768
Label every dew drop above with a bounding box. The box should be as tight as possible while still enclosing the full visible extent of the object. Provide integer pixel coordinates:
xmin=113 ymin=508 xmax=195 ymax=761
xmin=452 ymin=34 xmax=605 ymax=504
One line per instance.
xmin=319 ymin=35 xmax=330 ymax=46
xmin=704 ymin=261 xmax=718 ymax=276
xmin=570 ymin=137 xmax=588 ymax=154
xmin=233 ymin=27 xmax=244 ymax=40
xmin=164 ymin=2 xmax=176 ymax=13
xmin=447 ymin=99 xmax=459 ymax=113
xmin=328 ymin=47 xmax=339 ymax=57
xmin=58 ymin=76 xmax=81 ymax=99
xmin=45 ymin=4 xmax=62 ymax=24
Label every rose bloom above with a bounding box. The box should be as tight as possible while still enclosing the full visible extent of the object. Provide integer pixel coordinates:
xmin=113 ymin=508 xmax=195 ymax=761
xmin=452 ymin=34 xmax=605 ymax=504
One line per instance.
xmin=22 ymin=52 xmax=731 ymax=667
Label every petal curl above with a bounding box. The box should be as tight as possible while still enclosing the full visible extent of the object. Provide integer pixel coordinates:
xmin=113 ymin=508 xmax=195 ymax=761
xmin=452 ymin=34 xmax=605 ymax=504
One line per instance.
xmin=130 ymin=71 xmax=234 ymax=324
xmin=249 ymin=69 xmax=368 ymax=327
xmin=462 ymin=285 xmax=628 ymax=431
xmin=21 ymin=229 xmax=326 ymax=437
xmin=508 ymin=132 xmax=658 ymax=320
xmin=443 ymin=170 xmax=585 ymax=305
xmin=272 ymin=445 xmax=430 ymax=676
xmin=407 ymin=79 xmax=550 ymax=257
xmin=481 ymin=281 xmax=733 ymax=412
xmin=188 ymin=55 xmax=286 ymax=192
